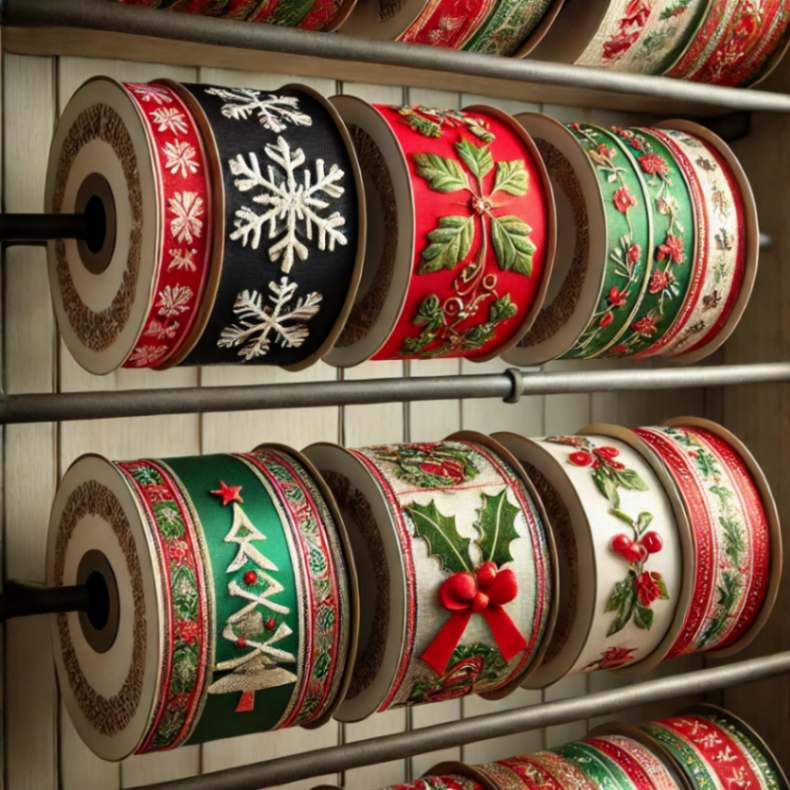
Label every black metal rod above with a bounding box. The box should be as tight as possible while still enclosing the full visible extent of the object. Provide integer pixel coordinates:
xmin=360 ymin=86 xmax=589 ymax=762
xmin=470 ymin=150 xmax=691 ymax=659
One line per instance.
xmin=0 ymin=580 xmax=91 ymax=622
xmin=1 ymin=362 xmax=789 ymax=425
xmin=137 ymin=651 xmax=790 ymax=790
xmin=0 ymin=213 xmax=89 ymax=244
xmin=6 ymin=0 xmax=790 ymax=114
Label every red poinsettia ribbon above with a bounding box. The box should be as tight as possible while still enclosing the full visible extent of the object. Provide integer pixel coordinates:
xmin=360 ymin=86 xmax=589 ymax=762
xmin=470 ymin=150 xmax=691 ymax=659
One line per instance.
xmin=420 ymin=563 xmax=526 ymax=675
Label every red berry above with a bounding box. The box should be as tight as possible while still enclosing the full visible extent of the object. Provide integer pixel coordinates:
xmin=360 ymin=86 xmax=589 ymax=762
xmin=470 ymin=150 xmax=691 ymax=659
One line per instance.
xmin=608 ymin=460 xmax=626 ymax=470
xmin=611 ymin=534 xmax=633 ymax=559
xmin=569 ymin=451 xmax=592 ymax=467
xmin=265 ymin=617 xmax=276 ymax=631
xmin=630 ymin=543 xmax=649 ymax=563
xmin=599 ymin=311 xmax=615 ymax=328
xmin=595 ymin=446 xmax=620 ymax=459
xmin=476 ymin=561 xmax=497 ymax=589
xmin=243 ymin=570 xmax=258 ymax=586
xmin=471 ymin=591 xmax=489 ymax=613
xmin=235 ymin=637 xmax=247 ymax=648
xmin=641 ymin=531 xmax=663 ymax=554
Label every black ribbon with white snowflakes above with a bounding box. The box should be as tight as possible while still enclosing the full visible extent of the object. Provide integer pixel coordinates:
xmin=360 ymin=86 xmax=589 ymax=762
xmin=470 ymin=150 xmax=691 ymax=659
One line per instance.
xmin=180 ymin=83 xmax=360 ymax=366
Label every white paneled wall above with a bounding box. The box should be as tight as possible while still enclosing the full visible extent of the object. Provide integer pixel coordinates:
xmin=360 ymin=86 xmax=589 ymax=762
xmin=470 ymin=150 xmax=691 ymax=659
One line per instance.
xmin=3 ymin=51 xmax=707 ymax=790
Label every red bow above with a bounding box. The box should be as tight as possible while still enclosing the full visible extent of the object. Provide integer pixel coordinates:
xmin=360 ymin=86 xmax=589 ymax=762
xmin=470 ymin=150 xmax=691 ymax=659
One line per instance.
xmin=420 ymin=562 xmax=527 ymax=675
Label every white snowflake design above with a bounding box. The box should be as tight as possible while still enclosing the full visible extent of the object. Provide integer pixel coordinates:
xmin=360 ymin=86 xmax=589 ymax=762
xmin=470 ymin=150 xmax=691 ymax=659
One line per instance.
xmin=228 ymin=136 xmax=347 ymax=274
xmin=150 ymin=107 xmax=188 ymax=134
xmin=128 ymin=344 xmax=168 ymax=367
xmin=129 ymin=84 xmax=173 ymax=105
xmin=169 ymin=191 xmax=205 ymax=245
xmin=144 ymin=318 xmax=179 ymax=342
xmin=163 ymin=140 xmax=199 ymax=178
xmin=204 ymin=87 xmax=312 ymax=133
xmin=217 ymin=276 xmax=322 ymax=362
xmin=168 ymin=248 xmax=198 ymax=272
xmin=156 ymin=284 xmax=193 ymax=319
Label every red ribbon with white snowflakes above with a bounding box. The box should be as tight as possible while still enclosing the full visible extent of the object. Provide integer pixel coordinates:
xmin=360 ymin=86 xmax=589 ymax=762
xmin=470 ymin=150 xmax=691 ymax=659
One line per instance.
xmin=121 ymin=82 xmax=212 ymax=369
xmin=420 ymin=562 xmax=527 ymax=675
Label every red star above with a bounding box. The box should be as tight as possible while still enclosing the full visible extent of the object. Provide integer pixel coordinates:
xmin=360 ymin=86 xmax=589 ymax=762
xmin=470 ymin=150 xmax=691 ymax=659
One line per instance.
xmin=210 ymin=481 xmax=244 ymax=506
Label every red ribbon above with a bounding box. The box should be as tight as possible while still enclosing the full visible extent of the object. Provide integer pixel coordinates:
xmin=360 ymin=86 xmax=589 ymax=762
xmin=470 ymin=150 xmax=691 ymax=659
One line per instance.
xmin=420 ymin=563 xmax=527 ymax=675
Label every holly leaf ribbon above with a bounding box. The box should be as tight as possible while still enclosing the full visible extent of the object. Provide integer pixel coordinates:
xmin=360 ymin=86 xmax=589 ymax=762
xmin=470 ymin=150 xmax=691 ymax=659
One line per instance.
xmin=419 ymin=565 xmax=527 ymax=675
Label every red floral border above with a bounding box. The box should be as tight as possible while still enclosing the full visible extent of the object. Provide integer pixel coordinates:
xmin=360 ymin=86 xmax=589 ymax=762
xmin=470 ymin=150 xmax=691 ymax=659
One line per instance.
xmin=122 ymin=82 xmax=212 ymax=368
xmin=118 ymin=459 xmax=210 ymax=751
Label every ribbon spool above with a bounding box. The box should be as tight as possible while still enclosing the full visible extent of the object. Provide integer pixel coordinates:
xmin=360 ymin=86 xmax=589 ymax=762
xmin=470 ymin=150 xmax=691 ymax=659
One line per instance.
xmin=637 ymin=705 xmax=788 ymax=788
xmin=532 ymin=0 xmax=709 ymax=75
xmin=494 ymin=430 xmax=684 ymax=686
xmin=544 ymin=732 xmax=684 ymax=790
xmin=45 ymin=78 xmax=214 ymax=374
xmin=501 ymin=116 xmax=653 ymax=365
xmin=666 ymin=0 xmax=790 ymax=86
xmin=47 ymin=447 xmax=357 ymax=760
xmin=504 ymin=117 xmax=758 ymax=365
xmin=341 ymin=0 xmax=563 ymax=55
xmin=628 ymin=418 xmax=781 ymax=662
xmin=326 ymin=100 xmax=555 ymax=366
xmin=167 ymin=80 xmax=364 ymax=369
xmin=649 ymin=120 xmax=759 ymax=363
xmin=304 ymin=433 xmax=556 ymax=720
xmin=117 ymin=0 xmax=358 ymax=32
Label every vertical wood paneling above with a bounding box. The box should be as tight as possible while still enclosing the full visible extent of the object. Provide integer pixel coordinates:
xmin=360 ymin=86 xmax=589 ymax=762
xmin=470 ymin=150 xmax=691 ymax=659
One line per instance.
xmin=0 ymin=47 xmax=726 ymax=790
xmin=3 ymin=52 xmax=59 ymax=790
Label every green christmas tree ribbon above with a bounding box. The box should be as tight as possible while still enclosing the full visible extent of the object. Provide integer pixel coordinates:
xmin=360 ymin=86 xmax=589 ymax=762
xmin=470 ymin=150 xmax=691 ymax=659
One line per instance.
xmin=463 ymin=0 xmax=554 ymax=56
xmin=601 ymin=127 xmax=695 ymax=358
xmin=640 ymin=723 xmax=717 ymax=790
xmin=563 ymin=123 xmax=653 ymax=360
xmin=552 ymin=742 xmax=632 ymax=790
xmin=162 ymin=453 xmax=301 ymax=744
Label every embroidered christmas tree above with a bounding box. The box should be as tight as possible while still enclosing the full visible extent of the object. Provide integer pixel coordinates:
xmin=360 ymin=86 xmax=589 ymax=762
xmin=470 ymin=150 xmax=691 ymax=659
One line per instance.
xmin=207 ymin=481 xmax=297 ymax=713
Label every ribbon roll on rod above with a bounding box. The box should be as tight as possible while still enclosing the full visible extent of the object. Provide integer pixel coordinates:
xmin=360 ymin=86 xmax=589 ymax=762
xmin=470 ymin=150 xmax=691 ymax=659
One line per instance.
xmin=0 ymin=580 xmax=93 ymax=622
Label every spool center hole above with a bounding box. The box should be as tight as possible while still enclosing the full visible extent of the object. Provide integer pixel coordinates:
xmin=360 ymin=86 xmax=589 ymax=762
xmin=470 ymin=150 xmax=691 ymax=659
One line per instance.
xmin=83 ymin=194 xmax=107 ymax=255
xmin=85 ymin=570 xmax=110 ymax=632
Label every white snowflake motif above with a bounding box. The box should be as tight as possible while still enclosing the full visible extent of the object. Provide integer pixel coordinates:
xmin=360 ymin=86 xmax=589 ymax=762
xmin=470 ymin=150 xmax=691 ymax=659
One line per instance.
xmin=156 ymin=284 xmax=193 ymax=319
xmin=150 ymin=106 xmax=188 ymax=134
xmin=169 ymin=191 xmax=204 ymax=244
xmin=128 ymin=344 xmax=168 ymax=367
xmin=713 ymin=745 xmax=739 ymax=763
xmin=144 ymin=318 xmax=179 ymax=341
xmin=129 ymin=84 xmax=173 ymax=105
xmin=163 ymin=140 xmax=199 ymax=178
xmin=168 ymin=248 xmax=198 ymax=272
xmin=217 ymin=276 xmax=322 ymax=362
xmin=725 ymin=767 xmax=750 ymax=789
xmin=696 ymin=732 xmax=723 ymax=750
xmin=228 ymin=136 xmax=347 ymax=274
xmin=205 ymin=87 xmax=312 ymax=133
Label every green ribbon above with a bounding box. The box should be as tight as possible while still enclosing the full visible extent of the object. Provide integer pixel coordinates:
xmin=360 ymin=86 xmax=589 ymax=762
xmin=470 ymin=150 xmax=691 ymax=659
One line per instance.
xmin=563 ymin=124 xmax=653 ymax=359
xmin=553 ymin=742 xmax=632 ymax=790
xmin=604 ymin=127 xmax=695 ymax=357
xmin=164 ymin=454 xmax=299 ymax=744
xmin=463 ymin=0 xmax=553 ymax=56
xmin=641 ymin=723 xmax=717 ymax=790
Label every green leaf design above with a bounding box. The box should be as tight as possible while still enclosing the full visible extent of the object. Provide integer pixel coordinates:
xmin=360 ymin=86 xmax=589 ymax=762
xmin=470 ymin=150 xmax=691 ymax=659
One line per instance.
xmin=634 ymin=604 xmax=654 ymax=630
xmin=694 ymin=447 xmax=720 ymax=478
xmin=720 ymin=516 xmax=746 ymax=566
xmin=405 ymin=500 xmax=473 ymax=573
xmin=655 ymin=574 xmax=670 ymax=600
xmin=613 ymin=468 xmax=649 ymax=492
xmin=455 ymin=139 xmax=493 ymax=179
xmin=419 ymin=215 xmax=475 ymax=273
xmin=489 ymin=294 xmax=517 ymax=323
xmin=491 ymin=215 xmax=536 ymax=275
xmin=636 ymin=512 xmax=653 ymax=534
xmin=593 ymin=466 xmax=620 ymax=508
xmin=611 ymin=509 xmax=634 ymax=526
xmin=475 ymin=489 xmax=520 ymax=566
xmin=413 ymin=152 xmax=469 ymax=193
xmin=605 ymin=572 xmax=637 ymax=635
xmin=493 ymin=160 xmax=528 ymax=196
